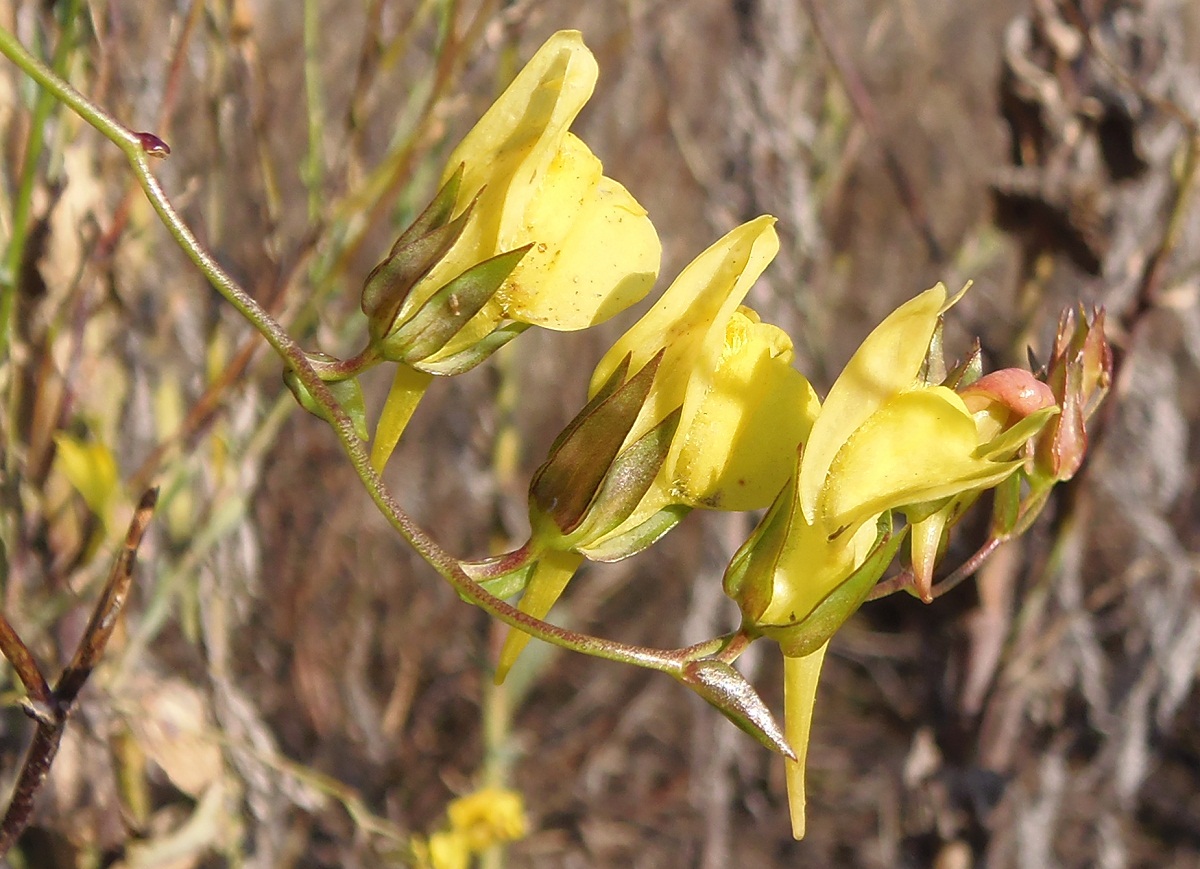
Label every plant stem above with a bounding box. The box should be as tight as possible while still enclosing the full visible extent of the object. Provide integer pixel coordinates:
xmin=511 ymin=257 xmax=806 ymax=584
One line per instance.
xmin=0 ymin=24 xmax=694 ymax=678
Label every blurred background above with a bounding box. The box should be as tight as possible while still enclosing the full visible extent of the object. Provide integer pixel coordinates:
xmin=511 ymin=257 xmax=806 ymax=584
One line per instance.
xmin=3 ymin=0 xmax=1200 ymax=866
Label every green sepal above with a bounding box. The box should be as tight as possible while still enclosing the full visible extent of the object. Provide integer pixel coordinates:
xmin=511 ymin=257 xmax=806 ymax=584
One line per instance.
xmin=381 ymin=244 xmax=532 ymax=364
xmin=391 ymin=164 xmax=464 ymax=253
xmin=362 ymin=166 xmax=468 ymax=342
xmin=763 ymin=515 xmax=906 ymax=658
xmin=414 ymin=321 xmax=531 ymax=376
xmin=540 ymin=354 xmax=631 ymax=462
xmin=723 ymin=474 xmax=798 ymax=623
xmin=579 ymin=504 xmax=692 ymax=563
xmin=679 ymin=659 xmax=796 ymax=759
xmin=529 ymin=350 xmax=665 ymax=537
xmin=284 ymin=355 xmax=369 ymax=440
xmin=978 ymin=405 xmax=1058 ymax=461
xmin=990 ymin=470 xmax=1022 ymax=537
xmin=943 ymin=339 xmax=983 ymax=390
xmin=918 ymin=315 xmax=947 ymax=386
xmin=568 ymin=407 xmax=682 ymax=545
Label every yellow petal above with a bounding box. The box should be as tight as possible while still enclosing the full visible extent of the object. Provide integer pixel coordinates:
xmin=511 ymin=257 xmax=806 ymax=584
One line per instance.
xmin=407 ymin=34 xmax=596 ymax=314
xmin=447 ymin=31 xmax=598 ymax=239
xmin=820 ymin=387 xmax=1023 ymax=530
xmin=909 ymin=509 xmax=950 ymax=603
xmin=798 ymin=284 xmax=947 ymax=522
xmin=759 ymin=506 xmax=879 ymax=629
xmin=506 ymin=135 xmax=659 ymax=329
xmin=402 ymin=30 xmax=659 ymax=343
xmin=670 ymin=308 xmax=820 ymax=510
xmin=591 ymin=216 xmax=781 ymax=441
xmin=783 ymin=642 xmax=830 ymax=840
xmin=495 ymin=548 xmax=583 ymax=683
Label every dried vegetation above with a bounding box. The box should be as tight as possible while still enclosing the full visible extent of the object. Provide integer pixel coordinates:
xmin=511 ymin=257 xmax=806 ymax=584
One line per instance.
xmin=2 ymin=0 xmax=1200 ymax=866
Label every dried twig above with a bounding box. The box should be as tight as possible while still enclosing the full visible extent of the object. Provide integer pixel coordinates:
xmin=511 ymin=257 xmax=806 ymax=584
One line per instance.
xmin=0 ymin=488 xmax=158 ymax=857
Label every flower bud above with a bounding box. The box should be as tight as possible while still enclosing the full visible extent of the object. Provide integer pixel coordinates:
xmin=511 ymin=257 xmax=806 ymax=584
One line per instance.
xmin=1036 ymin=307 xmax=1112 ymax=480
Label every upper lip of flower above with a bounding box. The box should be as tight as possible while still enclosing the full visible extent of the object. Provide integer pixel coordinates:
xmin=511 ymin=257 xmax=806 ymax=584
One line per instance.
xmin=797 ymin=284 xmax=950 ymax=524
xmin=393 ymin=29 xmax=660 ymax=348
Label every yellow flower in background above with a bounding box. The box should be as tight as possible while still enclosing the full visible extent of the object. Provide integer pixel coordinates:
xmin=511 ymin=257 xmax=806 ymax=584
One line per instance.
xmin=446 ymin=787 xmax=527 ymax=851
xmin=412 ymin=788 xmax=527 ymax=869
xmin=725 ymin=284 xmax=1059 ymax=839
xmin=396 ymin=29 xmax=661 ymax=365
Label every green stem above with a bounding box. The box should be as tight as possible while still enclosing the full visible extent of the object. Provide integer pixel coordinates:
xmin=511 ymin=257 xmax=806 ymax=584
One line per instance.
xmin=309 ymin=345 xmax=381 ymax=381
xmin=0 ymin=24 xmax=691 ymax=678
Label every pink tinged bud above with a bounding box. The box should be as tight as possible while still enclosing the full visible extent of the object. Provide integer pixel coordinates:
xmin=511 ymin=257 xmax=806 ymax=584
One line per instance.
xmin=960 ymin=369 xmax=1056 ymax=418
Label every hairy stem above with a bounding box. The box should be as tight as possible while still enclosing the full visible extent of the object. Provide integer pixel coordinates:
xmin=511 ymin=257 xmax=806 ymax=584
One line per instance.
xmin=0 ymin=24 xmax=694 ymax=677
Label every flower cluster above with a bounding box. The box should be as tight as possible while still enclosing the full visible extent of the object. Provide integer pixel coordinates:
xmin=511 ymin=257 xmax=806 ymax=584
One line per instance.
xmin=290 ymin=29 xmax=1112 ymax=841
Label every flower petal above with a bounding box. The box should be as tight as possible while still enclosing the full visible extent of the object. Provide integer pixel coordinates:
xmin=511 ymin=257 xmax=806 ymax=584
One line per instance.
xmin=671 ymin=309 xmax=820 ymax=510
xmin=820 ymin=387 xmax=1023 ymax=530
xmin=447 ymin=31 xmax=597 ymax=239
xmin=591 ymin=216 xmax=781 ymax=440
xmin=798 ymin=284 xmax=948 ymax=522
xmin=506 ymin=137 xmax=659 ymax=328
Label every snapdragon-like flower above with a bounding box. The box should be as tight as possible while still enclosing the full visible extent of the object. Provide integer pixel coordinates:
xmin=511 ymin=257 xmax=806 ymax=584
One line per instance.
xmin=497 ymin=217 xmax=819 ymax=677
xmin=724 ymin=284 xmax=1059 ymax=838
xmin=366 ymin=30 xmax=660 ymax=374
xmin=366 ymin=30 xmax=661 ymax=470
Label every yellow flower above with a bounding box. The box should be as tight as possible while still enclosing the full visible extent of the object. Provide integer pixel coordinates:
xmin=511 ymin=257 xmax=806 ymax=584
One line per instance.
xmin=498 ymin=217 xmax=818 ymax=680
xmin=537 ymin=215 xmax=820 ymax=561
xmin=395 ymin=30 xmax=660 ymax=366
xmin=425 ymin=831 xmax=469 ymax=869
xmin=413 ymin=788 xmax=527 ymax=868
xmin=725 ymin=284 xmax=1058 ymax=838
xmin=446 ymin=787 xmax=527 ymax=851
xmin=367 ymin=31 xmax=662 ymax=470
